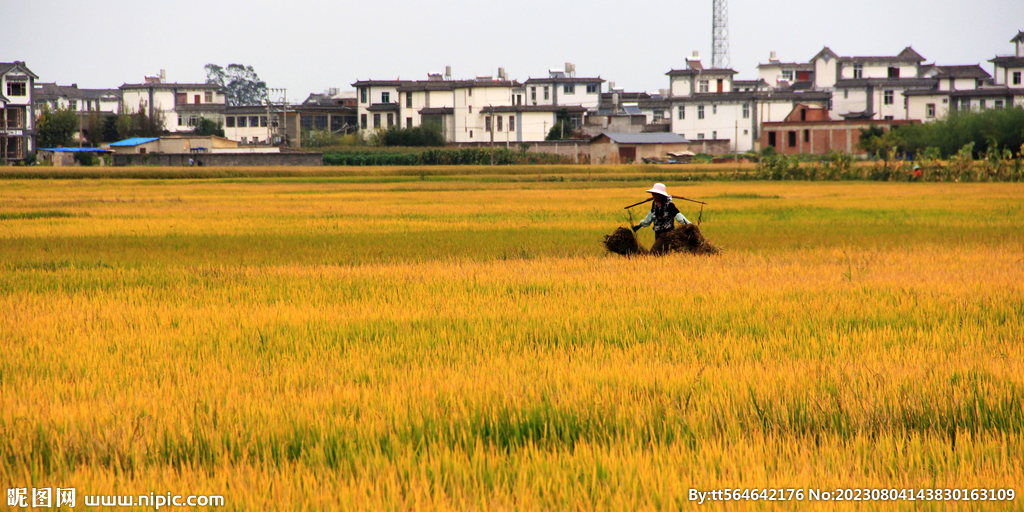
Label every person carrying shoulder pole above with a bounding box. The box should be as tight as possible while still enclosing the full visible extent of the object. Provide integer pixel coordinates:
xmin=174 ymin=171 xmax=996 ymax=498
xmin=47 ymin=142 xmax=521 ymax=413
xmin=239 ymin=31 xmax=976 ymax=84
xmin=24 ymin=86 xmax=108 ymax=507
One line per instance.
xmin=632 ymin=183 xmax=692 ymax=255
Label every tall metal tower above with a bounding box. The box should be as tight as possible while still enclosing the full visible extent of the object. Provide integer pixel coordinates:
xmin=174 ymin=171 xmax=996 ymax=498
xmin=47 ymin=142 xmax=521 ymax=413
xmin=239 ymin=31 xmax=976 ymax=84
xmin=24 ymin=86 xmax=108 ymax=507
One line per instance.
xmin=712 ymin=0 xmax=730 ymax=69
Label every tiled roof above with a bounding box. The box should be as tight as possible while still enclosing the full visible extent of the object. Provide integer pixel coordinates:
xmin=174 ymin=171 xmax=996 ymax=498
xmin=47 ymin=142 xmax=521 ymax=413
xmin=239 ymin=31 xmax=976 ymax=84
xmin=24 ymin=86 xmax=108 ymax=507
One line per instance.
xmin=351 ymin=80 xmax=414 ymax=87
xmin=366 ymin=103 xmax=400 ymax=112
xmin=756 ymin=62 xmax=813 ymax=69
xmin=418 ymin=107 xmax=454 ymax=115
xmin=834 ymin=78 xmax=938 ymax=88
xmin=666 ymin=68 xmax=737 ymax=77
xmin=524 ymin=77 xmax=605 ymax=84
xmin=932 ymin=65 xmax=991 ymax=79
xmin=120 ymin=82 xmax=223 ymax=91
xmin=595 ymin=132 xmax=689 ymax=144
xmin=989 ymin=56 xmax=1024 ymax=67
xmin=0 ymin=62 xmax=39 ymax=79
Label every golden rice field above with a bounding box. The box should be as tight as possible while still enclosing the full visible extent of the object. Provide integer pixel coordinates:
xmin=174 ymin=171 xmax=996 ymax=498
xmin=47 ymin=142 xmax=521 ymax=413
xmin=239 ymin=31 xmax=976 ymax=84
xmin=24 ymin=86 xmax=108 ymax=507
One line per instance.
xmin=1 ymin=170 xmax=1022 ymax=510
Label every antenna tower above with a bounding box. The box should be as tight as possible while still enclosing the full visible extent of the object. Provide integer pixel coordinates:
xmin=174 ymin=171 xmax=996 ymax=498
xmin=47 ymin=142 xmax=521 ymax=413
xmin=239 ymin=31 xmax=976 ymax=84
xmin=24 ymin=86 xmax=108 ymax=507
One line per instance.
xmin=712 ymin=0 xmax=730 ymax=69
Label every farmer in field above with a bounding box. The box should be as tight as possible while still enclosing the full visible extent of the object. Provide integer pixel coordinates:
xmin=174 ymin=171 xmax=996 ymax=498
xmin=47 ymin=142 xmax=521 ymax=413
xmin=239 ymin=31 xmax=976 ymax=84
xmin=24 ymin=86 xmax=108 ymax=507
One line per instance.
xmin=632 ymin=183 xmax=692 ymax=255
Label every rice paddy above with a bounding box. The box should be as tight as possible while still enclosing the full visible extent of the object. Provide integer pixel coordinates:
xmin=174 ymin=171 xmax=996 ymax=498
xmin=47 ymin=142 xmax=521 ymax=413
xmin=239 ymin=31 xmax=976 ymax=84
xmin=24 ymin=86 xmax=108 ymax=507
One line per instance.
xmin=1 ymin=172 xmax=1022 ymax=510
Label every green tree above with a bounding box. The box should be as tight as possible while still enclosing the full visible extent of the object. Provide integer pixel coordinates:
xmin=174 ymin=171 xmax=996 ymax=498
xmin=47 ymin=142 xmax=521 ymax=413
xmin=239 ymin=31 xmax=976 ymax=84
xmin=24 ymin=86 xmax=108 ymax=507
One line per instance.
xmin=205 ymin=63 xmax=267 ymax=106
xmin=36 ymin=106 xmax=80 ymax=148
xmin=545 ymin=109 xmax=579 ymax=141
xmin=193 ymin=118 xmax=224 ymax=137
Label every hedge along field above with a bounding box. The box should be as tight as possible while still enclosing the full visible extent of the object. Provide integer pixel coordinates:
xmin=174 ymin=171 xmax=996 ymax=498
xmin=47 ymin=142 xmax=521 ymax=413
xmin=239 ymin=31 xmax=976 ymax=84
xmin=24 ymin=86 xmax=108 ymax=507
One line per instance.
xmin=1 ymin=176 xmax=1023 ymax=511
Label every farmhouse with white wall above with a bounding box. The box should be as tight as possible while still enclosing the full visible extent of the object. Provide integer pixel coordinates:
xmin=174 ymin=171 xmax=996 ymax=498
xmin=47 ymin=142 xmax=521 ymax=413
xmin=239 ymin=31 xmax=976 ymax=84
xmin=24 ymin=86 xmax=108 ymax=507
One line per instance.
xmin=1 ymin=61 xmax=38 ymax=161
xmin=119 ymin=71 xmax=226 ymax=133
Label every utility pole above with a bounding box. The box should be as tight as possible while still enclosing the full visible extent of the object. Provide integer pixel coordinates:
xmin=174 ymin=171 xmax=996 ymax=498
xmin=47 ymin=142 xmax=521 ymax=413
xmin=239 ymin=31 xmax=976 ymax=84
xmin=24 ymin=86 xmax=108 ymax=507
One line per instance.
xmin=712 ymin=0 xmax=730 ymax=69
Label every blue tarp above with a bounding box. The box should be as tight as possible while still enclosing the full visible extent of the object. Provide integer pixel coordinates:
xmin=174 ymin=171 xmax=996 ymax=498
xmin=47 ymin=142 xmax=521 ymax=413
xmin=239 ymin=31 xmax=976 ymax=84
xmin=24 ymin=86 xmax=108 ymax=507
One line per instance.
xmin=109 ymin=137 xmax=159 ymax=147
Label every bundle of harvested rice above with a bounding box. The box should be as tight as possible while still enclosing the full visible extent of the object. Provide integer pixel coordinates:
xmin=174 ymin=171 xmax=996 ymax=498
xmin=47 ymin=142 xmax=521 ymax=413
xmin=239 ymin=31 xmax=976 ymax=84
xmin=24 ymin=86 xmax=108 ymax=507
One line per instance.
xmin=659 ymin=224 xmax=720 ymax=255
xmin=603 ymin=227 xmax=647 ymax=256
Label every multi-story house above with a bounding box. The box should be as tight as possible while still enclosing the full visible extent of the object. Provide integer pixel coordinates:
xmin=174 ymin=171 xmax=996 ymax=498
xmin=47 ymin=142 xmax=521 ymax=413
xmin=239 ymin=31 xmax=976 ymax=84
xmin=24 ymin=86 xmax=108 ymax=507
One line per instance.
xmin=1 ymin=61 xmax=38 ymax=161
xmin=522 ymin=66 xmax=605 ymax=129
xmin=34 ymin=83 xmax=121 ymax=114
xmin=904 ymin=65 xmax=992 ymax=121
xmin=34 ymin=83 xmax=122 ymax=143
xmin=356 ymin=68 xmax=595 ymax=144
xmin=119 ymin=71 xmax=226 ymax=133
xmin=666 ymin=55 xmax=829 ymax=152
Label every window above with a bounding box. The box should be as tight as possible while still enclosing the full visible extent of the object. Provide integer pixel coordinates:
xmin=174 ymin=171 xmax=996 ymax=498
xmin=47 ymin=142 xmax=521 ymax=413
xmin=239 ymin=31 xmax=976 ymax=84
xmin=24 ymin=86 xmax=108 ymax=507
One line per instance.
xmin=205 ymin=91 xmax=213 ymax=103
xmin=497 ymin=116 xmax=502 ymax=131
xmin=315 ymin=115 xmax=328 ymax=129
xmin=712 ymin=131 xmax=717 ymax=139
xmin=699 ymin=80 xmax=709 ymax=93
xmin=508 ymin=116 xmax=514 ymax=132
xmin=544 ymin=86 xmax=549 ymax=100
xmin=485 ymin=116 xmax=491 ymax=132
xmin=249 ymin=116 xmax=260 ymax=127
xmin=884 ymin=115 xmax=894 ymax=120
xmin=803 ymin=129 xmax=809 ymax=143
xmin=888 ymin=67 xmax=900 ymax=78
xmin=742 ymin=104 xmax=749 ymax=119
xmin=468 ymin=88 xmax=472 ymax=97
xmin=980 ymin=99 xmax=987 ymax=110
xmin=4 ymin=81 xmax=24 ymax=96
xmin=844 ymin=90 xmax=849 ymax=99
xmin=768 ymin=132 xmax=777 ymax=146
xmin=69 ymin=100 xmax=77 ymax=111
xmin=177 ymin=115 xmax=183 ymax=126
xmin=564 ymin=84 xmax=575 ymax=94
xmin=788 ymin=131 xmax=796 ymax=147
xmin=653 ymin=109 xmax=664 ymax=121
xmin=884 ymin=90 xmax=894 ymax=105
xmin=373 ymin=113 xmax=380 ymax=128
xmin=468 ymin=105 xmax=472 ymax=114
xmin=260 ymin=116 xmax=268 ymax=127
xmin=177 ymin=92 xmax=187 ymax=104
xmin=531 ymin=86 xmax=536 ymax=101
xmin=1014 ymin=72 xmax=1022 ymax=85
xmin=360 ymin=114 xmax=367 ymax=129
xmin=853 ymin=64 xmax=863 ymax=79
xmin=360 ymin=88 xmax=367 ymax=103
xmin=406 ymin=93 xmax=412 ymax=108
xmin=331 ymin=115 xmax=343 ymax=131
xmin=712 ymin=105 xmax=717 ymax=114
xmin=942 ymin=98 xmax=948 ymax=104
xmin=299 ymin=116 xmax=311 ymax=130
xmin=407 ymin=117 xmax=413 ymax=129
xmin=678 ymin=106 xmax=685 ymax=120
xmin=239 ymin=138 xmax=246 ymax=145
xmin=387 ymin=113 xmax=393 ymax=127
xmin=743 ymin=129 xmax=748 ymax=135
xmin=226 ymin=116 xmax=235 ymax=128
xmin=586 ymin=83 xmax=598 ymax=93
xmin=995 ymin=100 xmax=1004 ymax=109
xmin=697 ymin=133 xmax=704 ymax=140
xmin=961 ymin=98 xmax=971 ymax=111
xmin=469 ymin=130 xmax=473 ymax=139
xmin=195 ymin=94 xmax=201 ymax=104
xmin=828 ymin=99 xmax=833 ymax=110
xmin=926 ymin=103 xmax=935 ymax=118
xmin=237 ymin=116 xmax=247 ymax=128
xmin=781 ymin=70 xmax=794 ymax=81
xmin=697 ymin=105 xmax=705 ymax=119
xmin=381 ymin=92 xmax=390 ymax=103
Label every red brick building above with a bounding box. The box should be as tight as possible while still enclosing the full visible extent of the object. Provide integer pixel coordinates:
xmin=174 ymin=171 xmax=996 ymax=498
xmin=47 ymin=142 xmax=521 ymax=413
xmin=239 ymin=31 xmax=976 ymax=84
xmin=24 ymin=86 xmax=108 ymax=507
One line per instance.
xmin=759 ymin=104 xmax=917 ymax=155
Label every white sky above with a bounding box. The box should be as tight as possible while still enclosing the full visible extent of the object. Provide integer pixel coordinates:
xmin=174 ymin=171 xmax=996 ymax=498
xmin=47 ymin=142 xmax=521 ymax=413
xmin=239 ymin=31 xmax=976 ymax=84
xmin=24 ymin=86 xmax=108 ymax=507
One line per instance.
xmin=5 ymin=0 xmax=1023 ymax=100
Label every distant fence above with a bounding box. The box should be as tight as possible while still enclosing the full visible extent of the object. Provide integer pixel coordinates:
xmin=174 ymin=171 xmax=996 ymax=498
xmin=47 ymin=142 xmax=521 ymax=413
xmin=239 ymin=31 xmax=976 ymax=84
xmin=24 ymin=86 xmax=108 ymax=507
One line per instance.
xmin=113 ymin=152 xmax=323 ymax=167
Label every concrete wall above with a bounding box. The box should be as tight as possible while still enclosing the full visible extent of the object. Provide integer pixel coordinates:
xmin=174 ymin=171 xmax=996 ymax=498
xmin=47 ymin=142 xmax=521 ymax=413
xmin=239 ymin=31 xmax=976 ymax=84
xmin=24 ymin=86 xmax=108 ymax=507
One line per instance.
xmin=672 ymin=101 xmax=756 ymax=152
xmin=113 ymin=152 xmax=322 ymax=167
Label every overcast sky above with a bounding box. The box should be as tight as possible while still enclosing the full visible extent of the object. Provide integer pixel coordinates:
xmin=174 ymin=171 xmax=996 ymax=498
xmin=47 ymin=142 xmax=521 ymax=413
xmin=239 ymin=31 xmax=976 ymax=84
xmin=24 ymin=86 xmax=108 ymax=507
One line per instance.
xmin=6 ymin=0 xmax=1023 ymax=100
